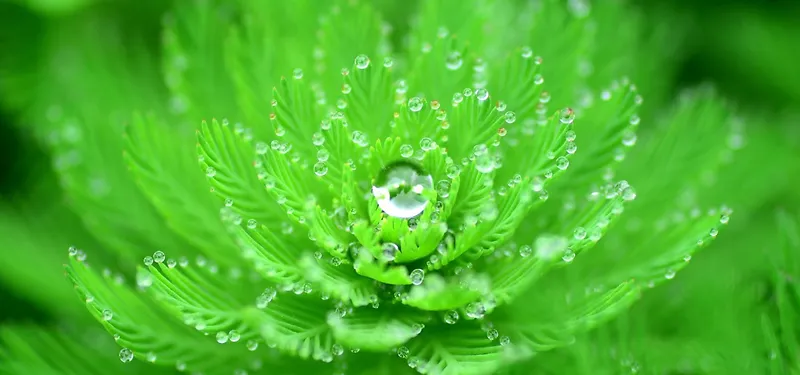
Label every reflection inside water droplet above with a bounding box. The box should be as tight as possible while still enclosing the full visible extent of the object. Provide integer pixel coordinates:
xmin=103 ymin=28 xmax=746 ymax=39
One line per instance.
xmin=371 ymin=162 xmax=434 ymax=219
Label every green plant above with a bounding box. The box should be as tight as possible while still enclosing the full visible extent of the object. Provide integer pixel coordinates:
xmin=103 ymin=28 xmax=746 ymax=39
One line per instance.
xmin=0 ymin=1 xmax=759 ymax=374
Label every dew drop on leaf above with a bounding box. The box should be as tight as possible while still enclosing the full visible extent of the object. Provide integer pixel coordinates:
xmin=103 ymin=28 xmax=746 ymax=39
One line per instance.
xmin=443 ymin=310 xmax=459 ymax=324
xmin=445 ymin=51 xmax=463 ymax=70
xmin=119 ymin=348 xmax=134 ymax=363
xmin=409 ymin=268 xmax=425 ymax=285
xmin=314 ymin=162 xmax=328 ymax=177
xmin=355 ymin=54 xmax=370 ymax=69
xmin=371 ymin=162 xmax=433 ymax=219
xmin=408 ymin=97 xmax=424 ymax=112
xmin=382 ymin=242 xmax=399 ymax=261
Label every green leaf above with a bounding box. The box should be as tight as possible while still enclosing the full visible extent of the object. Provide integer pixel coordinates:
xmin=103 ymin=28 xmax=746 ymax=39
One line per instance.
xmin=144 ymin=259 xmax=264 ymax=341
xmin=0 ymin=324 xmax=158 ymax=375
xmin=258 ymin=293 xmax=337 ymax=362
xmin=315 ymin=1 xmax=387 ymax=90
xmin=197 ymin=118 xmax=282 ymax=224
xmin=353 ymin=250 xmax=414 ymax=285
xmin=511 ymin=280 xmax=642 ymax=352
xmin=443 ymin=88 xmax=508 ymax=161
xmin=123 ymin=112 xmax=242 ymax=267
xmin=64 ymin=256 xmax=257 ymax=373
xmin=342 ymin=54 xmax=395 ymax=137
xmin=405 ymin=322 xmax=529 ymax=375
xmin=560 ymin=79 xmax=642 ymax=190
xmin=162 ymin=0 xmax=238 ymax=119
xmin=327 ymin=306 xmax=428 ymax=351
xmin=300 ymin=254 xmax=376 ymax=307
xmin=402 ymin=273 xmax=487 ymax=311
xmin=225 ymin=0 xmax=318 ymax=131
xmin=271 ymin=75 xmax=324 ymax=158
xmin=230 ymin=219 xmax=304 ymax=284
xmin=605 ymin=206 xmax=731 ymax=286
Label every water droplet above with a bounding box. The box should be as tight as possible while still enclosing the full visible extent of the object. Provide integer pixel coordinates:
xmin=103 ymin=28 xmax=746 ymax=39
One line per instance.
xmin=446 ymin=164 xmax=460 ymax=179
xmin=102 ymin=309 xmax=113 ymax=321
xmin=152 ymin=251 xmax=165 ymax=263
xmin=216 ymin=331 xmax=229 ymax=344
xmin=410 ymin=269 xmax=425 ymax=285
xmin=476 ymin=88 xmax=489 ymax=101
xmin=229 ymin=330 xmax=241 ymax=342
xmin=398 ymin=346 xmax=410 ymax=358
xmin=487 ymin=329 xmax=499 ymax=341
xmin=452 ymin=92 xmax=464 ymax=106
xmin=371 ymin=162 xmax=434 ymax=219
xmin=205 ymin=167 xmax=216 ymax=177
xmin=622 ymin=131 xmax=637 ymax=147
xmin=314 ymin=162 xmax=328 ymax=177
xmin=560 ymin=108 xmax=575 ymax=124
xmin=709 ymin=228 xmax=719 ymax=238
xmin=351 ymin=131 xmax=369 ymax=147
xmin=143 ymin=256 xmax=154 ymax=266
xmin=292 ymin=68 xmax=303 ymax=79
xmin=445 ymin=51 xmax=463 ymax=70
xmin=573 ymin=227 xmax=587 ymax=240
xmin=443 ymin=310 xmax=459 ymax=324
xmin=562 ymin=248 xmax=576 ymax=263
xmin=408 ymin=97 xmax=424 ymax=112
xmin=355 ymin=54 xmax=370 ymax=69
xmin=499 ymin=336 xmax=511 ymax=346
xmin=665 ymin=269 xmax=676 ymax=279
xmin=383 ymin=57 xmax=394 ymax=68
xmin=419 ymin=138 xmax=436 ymax=151
xmin=435 ymin=180 xmax=451 ymax=199
xmin=382 ymin=243 xmax=399 ymax=261
xmin=119 ymin=348 xmax=134 ymax=363
xmin=246 ymin=340 xmax=259 ymax=351
xmin=332 ymin=344 xmax=344 ymax=356
xmin=556 ymin=156 xmax=569 ymax=170
xmin=521 ymin=46 xmax=533 ymax=58
xmin=504 ymin=111 xmax=516 ymax=124
xmin=146 ymin=352 xmax=157 ymax=363
xmin=519 ymin=245 xmax=532 ymax=258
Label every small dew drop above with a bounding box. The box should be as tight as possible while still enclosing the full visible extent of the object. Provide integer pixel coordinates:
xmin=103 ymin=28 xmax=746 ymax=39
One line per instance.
xmin=408 ymin=97 xmax=424 ymax=112
xmin=119 ymin=348 xmax=134 ymax=363
xmin=410 ymin=269 xmax=425 ymax=285
xmin=153 ymin=251 xmax=165 ymax=263
xmin=246 ymin=340 xmax=259 ymax=351
xmin=382 ymin=243 xmax=399 ymax=261
xmin=354 ymin=54 xmax=370 ymax=69
xmin=313 ymin=162 xmax=328 ymax=177
xmin=556 ymin=156 xmax=570 ymax=170
xmin=445 ymin=51 xmax=463 ymax=70
xmin=102 ymin=309 xmax=113 ymax=321
xmin=443 ymin=310 xmax=459 ymax=324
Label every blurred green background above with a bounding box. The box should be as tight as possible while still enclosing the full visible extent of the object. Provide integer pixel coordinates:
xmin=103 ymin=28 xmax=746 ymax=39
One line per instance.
xmin=0 ymin=0 xmax=798 ymax=370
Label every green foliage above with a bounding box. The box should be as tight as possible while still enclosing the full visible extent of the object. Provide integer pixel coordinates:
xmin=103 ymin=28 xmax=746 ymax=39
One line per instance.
xmin=0 ymin=0 xmax=797 ymax=375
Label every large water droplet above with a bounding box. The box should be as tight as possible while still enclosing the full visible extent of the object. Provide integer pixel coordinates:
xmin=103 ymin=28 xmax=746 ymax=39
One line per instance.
xmin=371 ymin=162 xmax=433 ymax=219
